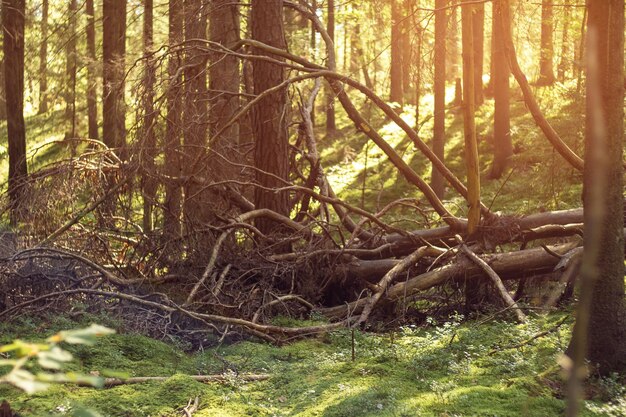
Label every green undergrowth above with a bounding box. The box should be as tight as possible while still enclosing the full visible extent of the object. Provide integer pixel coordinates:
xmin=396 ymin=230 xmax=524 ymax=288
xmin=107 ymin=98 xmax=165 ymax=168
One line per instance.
xmin=1 ymin=312 xmax=621 ymax=416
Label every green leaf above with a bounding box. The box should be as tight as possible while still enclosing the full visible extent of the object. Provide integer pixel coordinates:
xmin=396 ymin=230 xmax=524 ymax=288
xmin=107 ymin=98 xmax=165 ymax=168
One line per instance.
xmin=51 ymin=324 xmax=115 ymax=345
xmin=5 ymin=369 xmax=50 ymax=394
xmin=37 ymin=346 xmax=74 ymax=370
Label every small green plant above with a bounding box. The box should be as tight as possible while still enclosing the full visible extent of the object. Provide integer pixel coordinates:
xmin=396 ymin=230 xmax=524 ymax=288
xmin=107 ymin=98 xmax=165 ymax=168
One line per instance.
xmin=0 ymin=324 xmax=115 ymax=394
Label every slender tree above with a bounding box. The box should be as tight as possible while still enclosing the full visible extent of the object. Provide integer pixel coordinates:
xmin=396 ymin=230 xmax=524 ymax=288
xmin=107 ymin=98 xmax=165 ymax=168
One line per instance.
xmin=537 ymin=0 xmax=556 ymax=85
xmin=3 ymin=0 xmax=27 ymax=223
xmin=163 ymin=0 xmax=184 ymax=239
xmin=251 ymin=0 xmax=290 ymax=235
xmin=557 ymin=5 xmax=570 ymax=81
xmin=86 ymin=0 xmax=98 ymax=139
xmin=472 ymin=2 xmax=484 ymax=105
xmin=38 ymin=0 xmax=48 ymax=114
xmin=325 ymin=0 xmax=336 ymax=131
xmin=461 ymin=0 xmax=480 ymax=233
xmin=65 ymin=0 xmax=78 ymax=140
xmin=390 ymin=0 xmax=403 ymax=106
xmin=141 ymin=0 xmax=157 ymax=232
xmin=489 ymin=0 xmax=512 ymax=179
xmin=102 ymin=0 xmax=127 ymax=156
xmin=431 ymin=0 xmax=447 ymax=199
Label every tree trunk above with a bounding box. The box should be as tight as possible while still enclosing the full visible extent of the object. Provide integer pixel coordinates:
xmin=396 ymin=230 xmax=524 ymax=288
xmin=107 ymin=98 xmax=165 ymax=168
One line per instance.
xmin=325 ymin=0 xmax=336 ymax=131
xmin=390 ymin=0 xmax=403 ymax=106
xmin=163 ymin=0 xmax=184 ymax=240
xmin=461 ymin=0 xmax=480 ymax=234
xmin=141 ymin=0 xmax=157 ymax=232
xmin=86 ymin=0 xmax=98 ymax=139
xmin=251 ymin=0 xmax=290 ymax=236
xmin=38 ymin=0 xmax=48 ymax=115
xmin=537 ymin=0 xmax=556 ymax=85
xmin=182 ymin=0 xmax=208 ymax=234
xmin=3 ymin=0 xmax=27 ymax=224
xmin=208 ymin=0 xmax=240 ymax=212
xmin=568 ymin=0 xmax=626 ymax=379
xmin=401 ymin=0 xmax=412 ymax=97
xmin=489 ymin=0 xmax=513 ymax=179
xmin=472 ymin=2 xmax=484 ymax=106
xmin=431 ymin=0 xmax=447 ymax=199
xmin=103 ymin=0 xmax=127 ymax=157
xmin=446 ymin=3 xmax=460 ymax=82
xmin=0 ymin=54 xmax=7 ymax=121
xmin=557 ymin=5 xmax=570 ymax=81
xmin=65 ymin=0 xmax=78 ymax=140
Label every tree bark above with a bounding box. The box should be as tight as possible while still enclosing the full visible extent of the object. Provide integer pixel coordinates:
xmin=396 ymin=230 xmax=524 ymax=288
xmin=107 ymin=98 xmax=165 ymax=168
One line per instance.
xmin=65 ymin=0 xmax=78 ymax=140
xmin=103 ymin=0 xmax=127 ymax=157
xmin=557 ymin=5 xmax=570 ymax=81
xmin=537 ymin=0 xmax=556 ymax=85
xmin=38 ymin=0 xmax=48 ymax=114
xmin=461 ymin=0 xmax=481 ymax=234
xmin=325 ymin=0 xmax=336 ymax=131
xmin=251 ymin=0 xmax=291 ymax=236
xmin=163 ymin=0 xmax=184 ymax=240
xmin=3 ymin=0 xmax=27 ymax=224
xmin=431 ymin=0 xmax=447 ymax=199
xmin=472 ymin=2 xmax=484 ymax=105
xmin=568 ymin=0 xmax=626 ymax=379
xmin=489 ymin=0 xmax=513 ymax=179
xmin=86 ymin=0 xmax=98 ymax=139
xmin=141 ymin=0 xmax=157 ymax=232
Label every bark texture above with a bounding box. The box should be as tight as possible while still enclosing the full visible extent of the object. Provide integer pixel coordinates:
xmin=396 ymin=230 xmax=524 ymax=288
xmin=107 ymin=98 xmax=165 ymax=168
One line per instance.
xmin=251 ymin=0 xmax=291 ymax=235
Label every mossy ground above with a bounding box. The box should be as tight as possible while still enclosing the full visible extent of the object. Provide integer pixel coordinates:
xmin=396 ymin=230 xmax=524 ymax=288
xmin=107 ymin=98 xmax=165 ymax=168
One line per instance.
xmin=1 ymin=312 xmax=620 ymax=416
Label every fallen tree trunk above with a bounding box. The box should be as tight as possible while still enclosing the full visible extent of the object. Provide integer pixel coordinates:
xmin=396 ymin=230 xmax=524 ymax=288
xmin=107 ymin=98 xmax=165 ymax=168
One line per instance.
xmin=320 ymin=241 xmax=580 ymax=320
xmin=102 ymin=374 xmax=270 ymax=387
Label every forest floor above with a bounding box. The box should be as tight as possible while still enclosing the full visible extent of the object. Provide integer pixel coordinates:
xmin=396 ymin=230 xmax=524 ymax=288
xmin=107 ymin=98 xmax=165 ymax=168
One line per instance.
xmin=1 ymin=311 xmax=622 ymax=417
xmin=1 ymin=83 xmax=625 ymax=416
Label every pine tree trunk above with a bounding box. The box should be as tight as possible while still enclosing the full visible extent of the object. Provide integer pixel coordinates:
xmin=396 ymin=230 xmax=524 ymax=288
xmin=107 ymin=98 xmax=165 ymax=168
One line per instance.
xmin=180 ymin=0 xmax=208 ymax=234
xmin=103 ymin=0 xmax=127 ymax=157
xmin=86 ymin=0 xmax=98 ymax=139
xmin=163 ymin=0 xmax=184 ymax=240
xmin=38 ymin=0 xmax=48 ymax=114
xmin=251 ymin=0 xmax=290 ymax=236
xmin=489 ymin=0 xmax=513 ymax=179
xmin=431 ymin=0 xmax=447 ymax=199
xmin=65 ymin=0 xmax=78 ymax=141
xmin=568 ymin=0 xmax=626 ymax=378
xmin=401 ymin=0 xmax=412 ymax=98
xmin=0 ymin=54 xmax=7 ymax=121
xmin=537 ymin=0 xmax=556 ymax=85
xmin=141 ymin=0 xmax=157 ymax=232
xmin=557 ymin=5 xmax=570 ymax=81
xmin=461 ymin=0 xmax=480 ymax=234
xmin=325 ymin=0 xmax=336 ymax=131
xmin=3 ymin=0 xmax=27 ymax=224
xmin=208 ymin=0 xmax=240 ymax=217
xmin=472 ymin=2 xmax=484 ymax=105
xmin=446 ymin=3 xmax=460 ymax=82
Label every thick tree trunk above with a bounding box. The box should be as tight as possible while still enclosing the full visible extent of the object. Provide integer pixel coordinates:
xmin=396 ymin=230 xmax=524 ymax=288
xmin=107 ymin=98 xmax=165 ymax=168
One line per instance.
xmin=431 ymin=0 xmax=447 ymax=199
xmin=181 ymin=0 xmax=208 ymax=233
xmin=86 ymin=0 xmax=98 ymax=139
xmin=206 ymin=0 xmax=241 ymax=224
xmin=141 ymin=0 xmax=157 ymax=232
xmin=65 ymin=0 xmax=78 ymax=140
xmin=568 ymin=0 xmax=626 ymax=378
xmin=489 ymin=0 xmax=513 ymax=179
xmin=0 ymin=54 xmax=7 ymax=121
xmin=390 ymin=0 xmax=404 ymax=106
xmin=3 ymin=0 xmax=27 ymax=224
xmin=537 ymin=0 xmax=556 ymax=85
xmin=38 ymin=0 xmax=48 ymax=114
xmin=461 ymin=0 xmax=480 ymax=234
xmin=103 ymin=0 xmax=127 ymax=157
xmin=163 ymin=0 xmax=184 ymax=240
xmin=251 ymin=0 xmax=290 ymax=236
xmin=325 ymin=0 xmax=336 ymax=131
